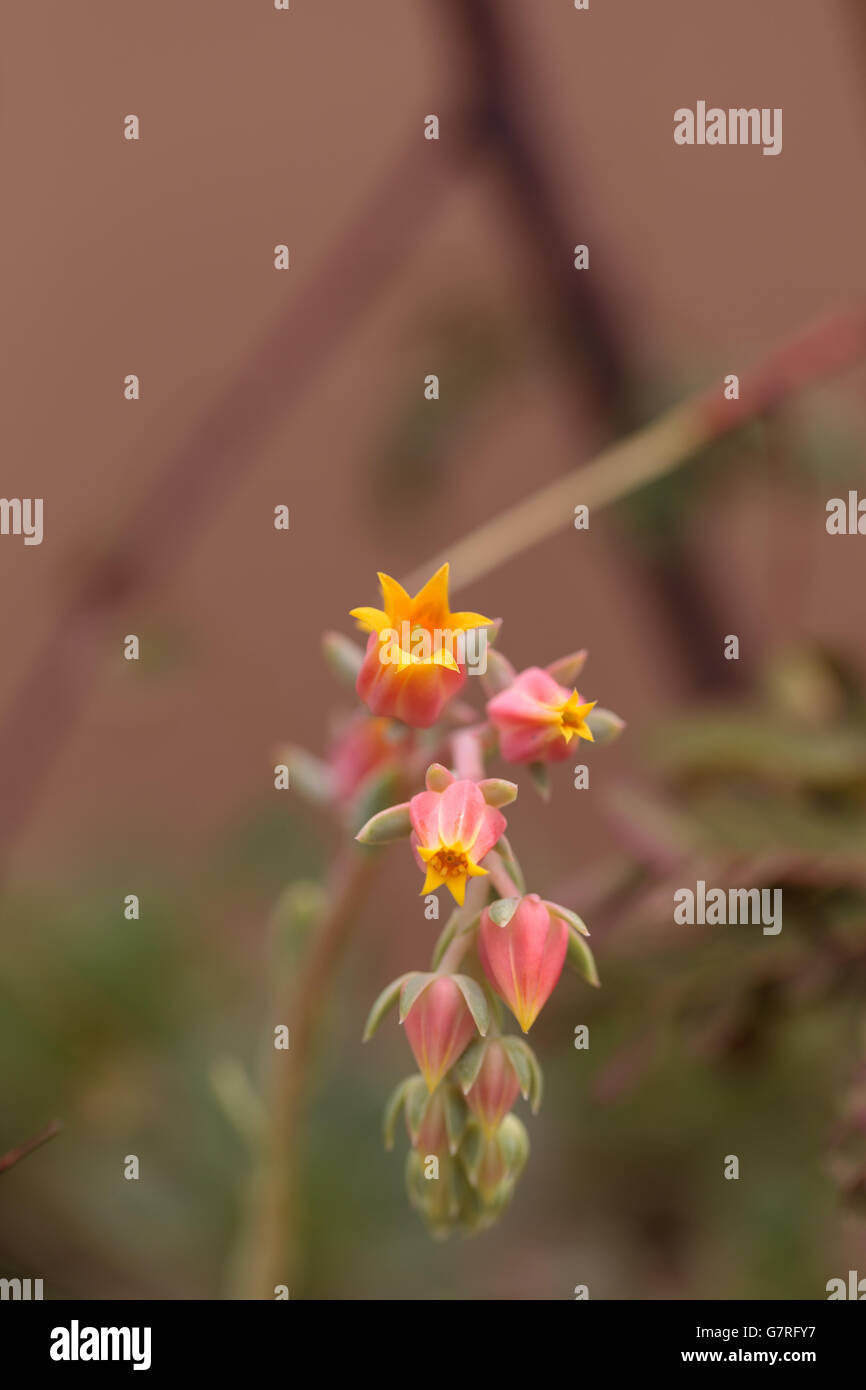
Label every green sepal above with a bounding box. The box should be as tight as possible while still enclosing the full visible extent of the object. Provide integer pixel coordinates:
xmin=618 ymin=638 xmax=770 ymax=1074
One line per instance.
xmin=458 ymin=1121 xmax=485 ymax=1185
xmin=278 ymin=747 xmax=335 ymax=805
xmin=355 ymin=800 xmax=412 ymax=845
xmin=454 ymin=1036 xmax=488 ymax=1094
xmin=398 ymin=972 xmax=436 ymax=1023
xmin=501 ymin=1036 xmax=543 ymax=1113
xmin=481 ymin=648 xmax=516 ymax=697
xmin=363 ymin=972 xmax=413 ymax=1041
xmin=546 ymin=650 xmax=588 ymax=687
xmin=347 ymin=765 xmax=403 ymax=838
xmin=383 ymin=1077 xmax=414 ymax=1151
xmin=585 ymin=707 xmax=626 ymax=746
xmin=498 ymin=1113 xmax=530 ymax=1176
xmin=544 ymin=900 xmax=591 ymax=937
xmin=425 ymin=763 xmax=454 ymax=792
xmin=452 ymin=973 xmax=489 ymax=1036
xmin=565 ymin=931 xmax=600 ymax=987
xmin=403 ymin=1076 xmax=430 ymax=1144
xmin=443 ymin=1086 xmax=470 ymax=1155
xmin=322 ymin=631 xmax=365 ymax=686
xmin=487 ymin=896 xmax=520 ymax=927
xmin=478 ymin=778 xmax=518 ymax=808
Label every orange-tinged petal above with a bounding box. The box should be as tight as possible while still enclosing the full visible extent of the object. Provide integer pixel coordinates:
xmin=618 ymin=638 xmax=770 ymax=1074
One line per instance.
xmin=408 ymin=563 xmax=451 ymax=626
xmin=377 ymin=571 xmax=413 ymax=623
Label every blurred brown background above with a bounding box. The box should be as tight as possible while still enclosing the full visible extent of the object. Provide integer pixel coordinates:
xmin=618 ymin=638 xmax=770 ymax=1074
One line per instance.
xmin=2 ymin=0 xmax=866 ymax=1300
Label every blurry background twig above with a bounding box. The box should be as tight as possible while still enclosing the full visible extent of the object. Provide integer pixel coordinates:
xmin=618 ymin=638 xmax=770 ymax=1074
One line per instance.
xmin=0 ymin=137 xmax=455 ymax=878
xmin=406 ymin=308 xmax=866 ymax=594
xmin=0 ymin=1120 xmax=62 ymax=1176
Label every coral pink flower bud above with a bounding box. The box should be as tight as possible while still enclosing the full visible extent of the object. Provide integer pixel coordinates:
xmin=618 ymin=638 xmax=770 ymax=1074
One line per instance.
xmin=329 ymin=714 xmax=398 ymax=806
xmin=486 ymin=666 xmax=596 ymax=764
xmin=465 ymin=1041 xmax=522 ymax=1137
xmin=403 ymin=977 xmax=479 ymax=1092
xmin=478 ymin=894 xmax=568 ymax=1032
xmin=350 ymin=564 xmax=492 ymax=729
xmin=410 ymin=772 xmax=507 ymax=906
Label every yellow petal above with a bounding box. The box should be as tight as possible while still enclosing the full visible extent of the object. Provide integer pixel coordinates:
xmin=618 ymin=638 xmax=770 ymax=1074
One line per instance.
xmin=430 ymin=647 xmax=460 ymax=672
xmin=409 ymin=563 xmax=451 ymax=624
xmin=377 ymin=572 xmax=413 ymax=623
xmin=449 ymin=610 xmax=493 ymax=632
xmin=349 ymin=605 xmax=390 ymax=634
xmin=445 ymin=874 xmax=467 ymax=906
xmin=421 ymin=863 xmax=446 ymax=895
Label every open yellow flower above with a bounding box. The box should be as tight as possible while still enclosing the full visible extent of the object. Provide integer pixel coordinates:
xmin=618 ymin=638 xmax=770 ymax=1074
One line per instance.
xmin=350 ymin=564 xmax=491 ymax=728
xmin=410 ymin=773 xmax=507 ymax=906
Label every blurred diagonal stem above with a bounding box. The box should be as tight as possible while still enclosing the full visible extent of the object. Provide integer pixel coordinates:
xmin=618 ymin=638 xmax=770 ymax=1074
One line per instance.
xmin=405 ymin=308 xmax=866 ymax=594
xmin=0 ymin=1119 xmax=62 ymax=1175
xmin=228 ymin=847 xmax=378 ymax=1298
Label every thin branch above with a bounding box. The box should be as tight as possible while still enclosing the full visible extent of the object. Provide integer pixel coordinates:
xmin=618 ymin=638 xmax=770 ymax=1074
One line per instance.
xmin=406 ymin=308 xmax=866 ymax=595
xmin=0 ymin=1119 xmax=62 ymax=1175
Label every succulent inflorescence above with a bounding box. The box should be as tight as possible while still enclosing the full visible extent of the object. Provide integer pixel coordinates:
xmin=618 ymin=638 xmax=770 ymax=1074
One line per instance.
xmin=295 ymin=563 xmax=625 ymax=1236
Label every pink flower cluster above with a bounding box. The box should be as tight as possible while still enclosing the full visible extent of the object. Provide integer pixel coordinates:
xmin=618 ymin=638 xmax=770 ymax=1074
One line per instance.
xmin=342 ymin=567 xmax=623 ymax=1234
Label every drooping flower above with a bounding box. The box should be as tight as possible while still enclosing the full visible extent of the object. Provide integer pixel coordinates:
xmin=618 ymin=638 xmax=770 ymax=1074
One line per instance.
xmin=478 ymin=894 xmax=569 ymax=1032
xmin=487 ymin=666 xmax=597 ymax=763
xmin=410 ymin=769 xmax=507 ymax=906
xmin=402 ymin=976 xmax=480 ymax=1092
xmin=350 ymin=564 xmax=492 ymax=728
xmin=464 ymin=1040 xmax=522 ymax=1137
xmin=405 ymin=1081 xmax=467 ymax=1157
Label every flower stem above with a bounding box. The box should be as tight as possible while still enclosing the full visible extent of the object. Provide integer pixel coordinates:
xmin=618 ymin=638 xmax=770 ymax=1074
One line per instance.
xmin=486 ymin=849 xmax=522 ymax=900
xmin=227 ymin=847 xmax=379 ymax=1298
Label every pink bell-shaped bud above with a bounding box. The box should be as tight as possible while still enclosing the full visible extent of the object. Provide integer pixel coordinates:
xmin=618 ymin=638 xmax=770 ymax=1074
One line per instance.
xmin=401 ymin=975 xmax=486 ymax=1092
xmin=464 ymin=1041 xmax=522 ymax=1137
xmin=478 ymin=894 xmax=569 ymax=1032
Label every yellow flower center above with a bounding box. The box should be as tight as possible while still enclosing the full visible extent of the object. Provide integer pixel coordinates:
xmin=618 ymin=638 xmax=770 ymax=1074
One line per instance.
xmin=428 ymin=848 xmax=469 ymax=878
xmin=552 ymin=690 xmax=597 ymax=744
xmin=417 ymin=837 xmax=489 ymax=906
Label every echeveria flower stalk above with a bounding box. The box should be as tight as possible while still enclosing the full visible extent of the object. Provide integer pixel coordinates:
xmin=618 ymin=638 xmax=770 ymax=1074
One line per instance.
xmin=333 ymin=576 xmax=623 ymax=1235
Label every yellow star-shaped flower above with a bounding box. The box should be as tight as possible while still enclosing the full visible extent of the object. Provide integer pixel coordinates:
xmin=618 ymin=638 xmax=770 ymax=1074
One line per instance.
xmin=350 ymin=563 xmax=491 ymax=672
xmin=416 ymin=842 xmax=489 ymax=907
xmin=552 ymin=690 xmax=597 ymax=744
